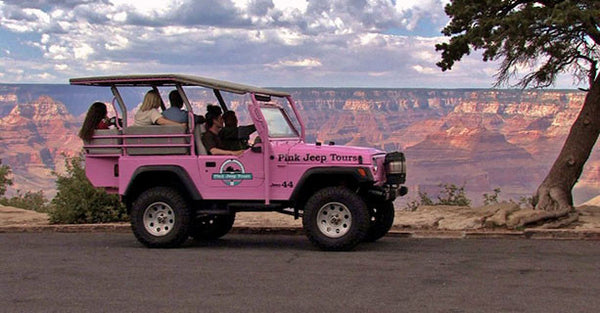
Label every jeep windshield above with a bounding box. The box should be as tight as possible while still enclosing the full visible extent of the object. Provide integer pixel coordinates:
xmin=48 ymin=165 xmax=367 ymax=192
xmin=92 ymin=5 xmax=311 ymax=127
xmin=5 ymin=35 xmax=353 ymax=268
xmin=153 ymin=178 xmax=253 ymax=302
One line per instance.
xmin=260 ymin=106 xmax=299 ymax=138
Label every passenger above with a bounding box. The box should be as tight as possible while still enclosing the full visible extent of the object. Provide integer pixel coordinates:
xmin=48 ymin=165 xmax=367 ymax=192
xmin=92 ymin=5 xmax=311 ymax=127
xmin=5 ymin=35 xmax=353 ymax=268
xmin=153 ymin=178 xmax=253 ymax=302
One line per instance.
xmin=164 ymin=90 xmax=206 ymax=125
xmin=206 ymin=104 xmax=222 ymax=117
xmin=201 ymin=108 xmax=244 ymax=156
xmin=198 ymin=103 xmax=221 ymax=131
xmin=219 ymin=111 xmax=256 ymax=150
xmin=133 ymin=90 xmax=186 ymax=127
xmin=162 ymin=90 xmax=188 ymax=123
xmin=78 ymin=102 xmax=111 ymax=141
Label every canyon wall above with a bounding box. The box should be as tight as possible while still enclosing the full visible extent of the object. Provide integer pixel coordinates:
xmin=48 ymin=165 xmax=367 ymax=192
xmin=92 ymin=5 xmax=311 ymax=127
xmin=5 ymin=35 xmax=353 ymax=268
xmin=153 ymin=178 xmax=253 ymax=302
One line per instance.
xmin=0 ymin=86 xmax=597 ymax=205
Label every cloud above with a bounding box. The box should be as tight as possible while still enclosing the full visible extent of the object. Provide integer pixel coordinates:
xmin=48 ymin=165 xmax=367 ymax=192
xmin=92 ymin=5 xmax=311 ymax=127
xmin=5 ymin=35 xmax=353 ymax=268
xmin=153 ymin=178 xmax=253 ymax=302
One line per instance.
xmin=412 ymin=65 xmax=437 ymax=74
xmin=73 ymin=43 xmax=94 ymax=60
xmin=0 ymin=0 xmax=538 ymax=88
xmin=270 ymin=58 xmax=322 ymax=68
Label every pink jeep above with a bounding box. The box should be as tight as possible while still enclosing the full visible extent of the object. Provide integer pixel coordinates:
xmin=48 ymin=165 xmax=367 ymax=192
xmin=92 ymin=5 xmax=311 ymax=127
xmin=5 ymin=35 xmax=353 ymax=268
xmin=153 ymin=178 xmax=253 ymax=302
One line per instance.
xmin=71 ymin=74 xmax=407 ymax=251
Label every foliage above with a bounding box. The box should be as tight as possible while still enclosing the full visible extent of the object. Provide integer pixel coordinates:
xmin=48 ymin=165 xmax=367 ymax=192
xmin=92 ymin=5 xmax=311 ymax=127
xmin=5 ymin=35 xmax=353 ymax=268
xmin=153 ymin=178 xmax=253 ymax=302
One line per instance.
xmin=405 ymin=186 xmax=544 ymax=210
xmin=404 ymin=199 xmax=420 ymax=212
xmin=0 ymin=160 xmax=13 ymax=197
xmin=0 ymin=190 xmax=51 ymax=212
xmin=436 ymin=0 xmax=600 ymax=89
xmin=517 ymin=196 xmax=535 ymax=209
xmin=0 ymin=160 xmax=50 ymax=212
xmin=436 ymin=183 xmax=471 ymax=206
xmin=50 ymin=154 xmax=127 ymax=224
xmin=404 ymin=193 xmax=433 ymax=211
xmin=408 ymin=183 xmax=472 ymax=209
xmin=418 ymin=191 xmax=434 ymax=206
xmin=483 ymin=187 xmax=501 ymax=205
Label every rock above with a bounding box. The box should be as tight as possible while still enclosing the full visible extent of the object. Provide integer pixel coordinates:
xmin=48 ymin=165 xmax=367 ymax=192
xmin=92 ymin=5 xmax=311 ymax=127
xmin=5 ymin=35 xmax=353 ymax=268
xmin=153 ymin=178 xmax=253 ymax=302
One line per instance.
xmin=403 ymin=205 xmax=485 ymax=230
xmin=483 ymin=202 xmax=521 ymax=227
xmin=573 ymin=206 xmax=600 ymax=230
xmin=538 ymin=212 xmax=580 ymax=229
xmin=582 ymin=196 xmax=600 ymax=207
xmin=506 ymin=208 xmax=572 ymax=229
xmin=437 ymin=216 xmax=484 ymax=230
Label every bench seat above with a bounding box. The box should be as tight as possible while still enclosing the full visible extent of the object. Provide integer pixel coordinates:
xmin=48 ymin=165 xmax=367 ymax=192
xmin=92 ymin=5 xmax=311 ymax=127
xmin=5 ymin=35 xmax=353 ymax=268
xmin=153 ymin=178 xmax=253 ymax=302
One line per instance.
xmin=85 ymin=129 xmax=122 ymax=155
xmin=123 ymin=125 xmax=190 ymax=155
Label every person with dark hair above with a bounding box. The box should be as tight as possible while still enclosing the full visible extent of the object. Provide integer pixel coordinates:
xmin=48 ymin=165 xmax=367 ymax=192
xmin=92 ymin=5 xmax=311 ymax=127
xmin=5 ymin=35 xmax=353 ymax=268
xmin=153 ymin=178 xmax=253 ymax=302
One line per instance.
xmin=219 ymin=111 xmax=256 ymax=150
xmin=162 ymin=90 xmax=188 ymax=123
xmin=79 ymin=102 xmax=110 ymax=141
xmin=206 ymin=104 xmax=222 ymax=116
xmin=164 ymin=90 xmax=206 ymax=124
xmin=201 ymin=107 xmax=244 ymax=156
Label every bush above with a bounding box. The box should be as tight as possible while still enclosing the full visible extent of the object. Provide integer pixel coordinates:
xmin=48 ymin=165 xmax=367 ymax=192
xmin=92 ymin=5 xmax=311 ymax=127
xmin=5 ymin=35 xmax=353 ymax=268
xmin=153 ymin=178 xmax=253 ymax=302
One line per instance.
xmin=436 ymin=183 xmax=471 ymax=206
xmin=419 ymin=191 xmax=434 ymax=206
xmin=0 ymin=190 xmax=51 ymax=212
xmin=50 ymin=154 xmax=127 ymax=224
xmin=0 ymin=160 xmax=13 ymax=197
xmin=404 ymin=199 xmax=420 ymax=211
xmin=483 ymin=188 xmax=501 ymax=205
xmin=517 ymin=196 xmax=535 ymax=209
xmin=408 ymin=183 xmax=472 ymax=209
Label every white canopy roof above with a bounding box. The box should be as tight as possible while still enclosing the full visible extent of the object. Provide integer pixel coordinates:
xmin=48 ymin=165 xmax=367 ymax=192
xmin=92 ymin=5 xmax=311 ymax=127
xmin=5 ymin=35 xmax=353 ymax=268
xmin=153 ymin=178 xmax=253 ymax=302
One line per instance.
xmin=69 ymin=73 xmax=290 ymax=97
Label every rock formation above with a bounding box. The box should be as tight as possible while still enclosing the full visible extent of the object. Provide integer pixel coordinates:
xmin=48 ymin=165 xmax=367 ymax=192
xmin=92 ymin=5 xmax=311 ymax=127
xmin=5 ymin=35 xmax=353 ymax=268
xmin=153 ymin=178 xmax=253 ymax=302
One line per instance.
xmin=0 ymin=86 xmax=597 ymax=205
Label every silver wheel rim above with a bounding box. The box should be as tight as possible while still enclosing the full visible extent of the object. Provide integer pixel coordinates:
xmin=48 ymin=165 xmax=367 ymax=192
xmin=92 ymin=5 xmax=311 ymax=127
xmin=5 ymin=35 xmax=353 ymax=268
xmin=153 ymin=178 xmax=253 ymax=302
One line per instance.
xmin=143 ymin=202 xmax=175 ymax=237
xmin=317 ymin=202 xmax=352 ymax=238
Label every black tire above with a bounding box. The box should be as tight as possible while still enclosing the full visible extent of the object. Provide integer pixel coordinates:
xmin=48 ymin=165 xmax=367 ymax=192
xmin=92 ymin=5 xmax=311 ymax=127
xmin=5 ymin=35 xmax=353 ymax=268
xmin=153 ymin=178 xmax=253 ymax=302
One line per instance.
xmin=190 ymin=213 xmax=236 ymax=240
xmin=364 ymin=200 xmax=395 ymax=242
xmin=130 ymin=186 xmax=191 ymax=248
xmin=302 ymin=186 xmax=370 ymax=251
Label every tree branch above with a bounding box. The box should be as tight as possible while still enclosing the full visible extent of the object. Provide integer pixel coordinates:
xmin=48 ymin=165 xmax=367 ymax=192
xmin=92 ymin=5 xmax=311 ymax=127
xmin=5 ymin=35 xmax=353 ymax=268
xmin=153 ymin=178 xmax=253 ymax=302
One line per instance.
xmin=583 ymin=10 xmax=600 ymax=45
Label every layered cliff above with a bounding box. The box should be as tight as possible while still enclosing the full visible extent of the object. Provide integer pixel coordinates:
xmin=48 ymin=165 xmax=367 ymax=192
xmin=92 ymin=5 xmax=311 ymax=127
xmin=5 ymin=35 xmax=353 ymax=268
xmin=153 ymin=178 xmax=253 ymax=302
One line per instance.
xmin=0 ymin=86 xmax=597 ymax=205
xmin=290 ymin=89 xmax=597 ymax=204
xmin=0 ymin=96 xmax=80 ymax=193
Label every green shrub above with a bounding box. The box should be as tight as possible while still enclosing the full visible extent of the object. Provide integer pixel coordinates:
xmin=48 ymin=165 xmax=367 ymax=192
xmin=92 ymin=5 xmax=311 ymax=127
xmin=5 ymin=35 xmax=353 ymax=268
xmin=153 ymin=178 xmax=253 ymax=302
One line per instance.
xmin=483 ymin=188 xmax=501 ymax=205
xmin=49 ymin=154 xmax=127 ymax=224
xmin=436 ymin=183 xmax=471 ymax=206
xmin=0 ymin=160 xmax=13 ymax=197
xmin=408 ymin=183 xmax=472 ymax=209
xmin=0 ymin=190 xmax=51 ymax=212
xmin=517 ymin=196 xmax=535 ymax=209
xmin=419 ymin=191 xmax=434 ymax=206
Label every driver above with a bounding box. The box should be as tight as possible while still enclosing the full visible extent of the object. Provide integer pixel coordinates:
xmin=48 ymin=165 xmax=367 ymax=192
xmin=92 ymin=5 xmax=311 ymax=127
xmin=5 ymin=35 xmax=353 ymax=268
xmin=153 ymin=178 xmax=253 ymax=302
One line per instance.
xmin=201 ymin=106 xmax=245 ymax=156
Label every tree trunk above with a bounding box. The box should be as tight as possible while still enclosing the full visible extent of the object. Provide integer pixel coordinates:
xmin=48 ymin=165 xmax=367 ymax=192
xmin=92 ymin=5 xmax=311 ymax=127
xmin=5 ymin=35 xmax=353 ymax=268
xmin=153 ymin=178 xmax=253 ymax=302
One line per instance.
xmin=534 ymin=77 xmax=600 ymax=214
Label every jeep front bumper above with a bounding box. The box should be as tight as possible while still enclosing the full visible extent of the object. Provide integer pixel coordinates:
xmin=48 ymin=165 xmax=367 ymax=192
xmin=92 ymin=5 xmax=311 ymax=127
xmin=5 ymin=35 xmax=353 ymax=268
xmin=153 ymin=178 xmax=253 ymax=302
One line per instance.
xmin=367 ymin=151 xmax=407 ymax=202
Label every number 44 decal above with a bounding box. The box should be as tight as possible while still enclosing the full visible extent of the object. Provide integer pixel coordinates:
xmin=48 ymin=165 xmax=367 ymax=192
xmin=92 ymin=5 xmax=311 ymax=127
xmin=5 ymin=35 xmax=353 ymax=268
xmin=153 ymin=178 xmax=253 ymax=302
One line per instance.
xmin=282 ymin=181 xmax=294 ymax=188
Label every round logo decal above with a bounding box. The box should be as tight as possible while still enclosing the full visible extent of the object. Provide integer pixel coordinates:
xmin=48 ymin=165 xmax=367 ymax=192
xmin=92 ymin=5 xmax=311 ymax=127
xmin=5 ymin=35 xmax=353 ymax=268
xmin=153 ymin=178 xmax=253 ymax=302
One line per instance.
xmin=212 ymin=159 xmax=253 ymax=186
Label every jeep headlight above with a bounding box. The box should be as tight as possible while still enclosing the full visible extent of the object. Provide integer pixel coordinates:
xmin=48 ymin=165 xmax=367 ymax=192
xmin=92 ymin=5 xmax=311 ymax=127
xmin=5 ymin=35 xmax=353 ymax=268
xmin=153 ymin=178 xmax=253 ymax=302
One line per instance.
xmin=384 ymin=152 xmax=406 ymax=185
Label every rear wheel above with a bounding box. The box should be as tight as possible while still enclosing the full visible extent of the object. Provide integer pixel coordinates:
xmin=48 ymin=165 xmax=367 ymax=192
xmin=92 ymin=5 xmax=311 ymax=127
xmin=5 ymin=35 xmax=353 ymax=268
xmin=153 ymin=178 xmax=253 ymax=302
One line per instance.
xmin=130 ymin=186 xmax=191 ymax=248
xmin=303 ymin=186 xmax=370 ymax=251
xmin=364 ymin=200 xmax=395 ymax=242
xmin=190 ymin=214 xmax=236 ymax=240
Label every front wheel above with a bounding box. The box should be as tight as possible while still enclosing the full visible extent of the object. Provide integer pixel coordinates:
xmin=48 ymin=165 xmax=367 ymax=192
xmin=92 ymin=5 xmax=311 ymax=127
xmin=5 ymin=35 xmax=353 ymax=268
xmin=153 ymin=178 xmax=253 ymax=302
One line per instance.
xmin=303 ymin=187 xmax=370 ymax=251
xmin=130 ymin=187 xmax=191 ymax=248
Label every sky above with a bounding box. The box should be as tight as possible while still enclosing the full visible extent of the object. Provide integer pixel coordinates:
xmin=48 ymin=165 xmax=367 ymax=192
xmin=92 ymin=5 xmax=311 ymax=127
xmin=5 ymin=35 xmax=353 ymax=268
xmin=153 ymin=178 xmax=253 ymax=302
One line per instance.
xmin=0 ymin=0 xmax=578 ymax=88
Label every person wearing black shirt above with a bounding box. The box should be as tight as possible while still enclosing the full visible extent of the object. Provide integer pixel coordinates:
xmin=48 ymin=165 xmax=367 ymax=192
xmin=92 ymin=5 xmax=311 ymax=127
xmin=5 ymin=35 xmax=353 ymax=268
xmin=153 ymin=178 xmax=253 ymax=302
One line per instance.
xmin=201 ymin=106 xmax=244 ymax=156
